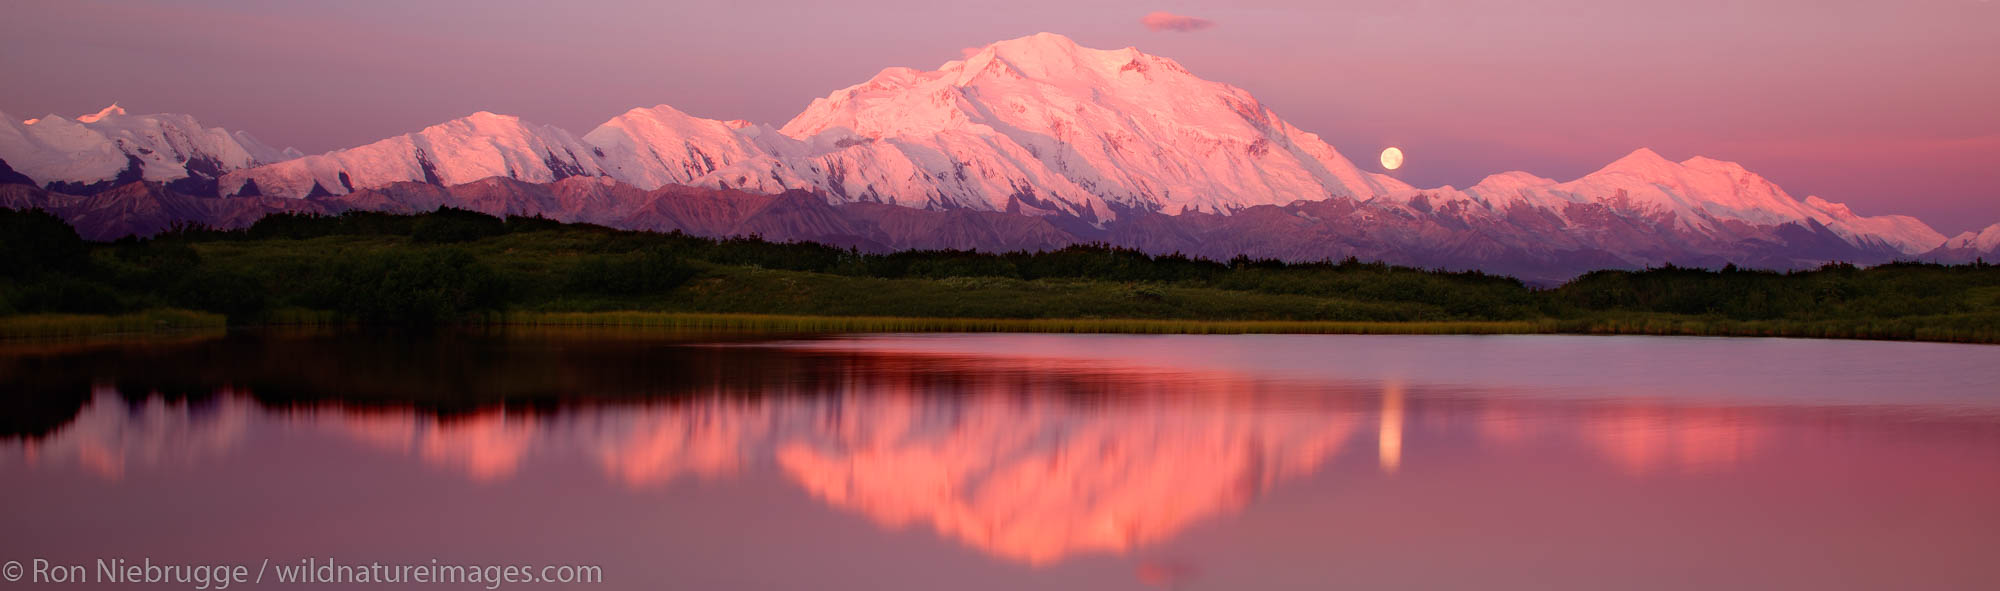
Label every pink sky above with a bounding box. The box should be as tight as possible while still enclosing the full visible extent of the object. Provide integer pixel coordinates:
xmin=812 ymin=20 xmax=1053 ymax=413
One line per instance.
xmin=3 ymin=0 xmax=1995 ymax=232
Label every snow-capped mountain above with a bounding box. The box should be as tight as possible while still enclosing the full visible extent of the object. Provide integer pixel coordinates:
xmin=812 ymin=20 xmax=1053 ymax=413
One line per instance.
xmin=216 ymin=111 xmax=601 ymax=198
xmin=3 ymin=33 xmax=1974 ymax=277
xmin=1947 ymin=224 xmax=2000 ymax=252
xmin=760 ymin=32 xmax=1412 ymax=219
xmin=1923 ymin=223 xmax=2000 ymax=262
xmin=0 ymin=104 xmax=300 ymax=195
xmin=580 ymin=104 xmax=813 ymax=191
xmin=1402 ymin=148 xmax=1946 ymax=254
xmin=220 ymin=33 xmax=1413 ymax=221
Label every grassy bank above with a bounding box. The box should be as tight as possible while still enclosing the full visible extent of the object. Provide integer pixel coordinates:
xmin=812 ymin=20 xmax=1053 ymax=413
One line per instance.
xmin=504 ymin=311 xmax=2000 ymax=342
xmin=7 ymin=308 xmax=1998 ymax=344
xmin=0 ymin=309 xmax=226 ymax=339
xmin=500 ymin=311 xmax=1550 ymax=335
xmin=1547 ymin=313 xmax=2000 ymax=344
xmin=5 ymin=206 xmax=1999 ymax=344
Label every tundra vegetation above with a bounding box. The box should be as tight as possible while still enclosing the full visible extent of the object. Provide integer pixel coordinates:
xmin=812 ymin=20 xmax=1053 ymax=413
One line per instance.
xmin=3 ymin=207 xmax=1996 ymax=343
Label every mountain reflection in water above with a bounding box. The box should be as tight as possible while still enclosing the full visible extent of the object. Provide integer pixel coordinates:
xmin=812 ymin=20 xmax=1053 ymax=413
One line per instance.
xmin=4 ymin=331 xmax=1999 ymax=589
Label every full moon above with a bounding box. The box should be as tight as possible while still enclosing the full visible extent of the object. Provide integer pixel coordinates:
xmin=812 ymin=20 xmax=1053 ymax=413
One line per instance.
xmin=1380 ymin=147 xmax=1404 ymax=170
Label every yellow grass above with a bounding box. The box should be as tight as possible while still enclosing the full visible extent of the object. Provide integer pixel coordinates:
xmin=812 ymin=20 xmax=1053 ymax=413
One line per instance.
xmin=498 ymin=311 xmax=1551 ymax=335
xmin=0 ymin=309 xmax=226 ymax=340
xmin=9 ymin=310 xmax=1991 ymax=344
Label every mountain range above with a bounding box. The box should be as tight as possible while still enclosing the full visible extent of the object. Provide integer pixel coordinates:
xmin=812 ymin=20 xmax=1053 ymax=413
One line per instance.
xmin=4 ymin=33 xmax=1992 ymax=281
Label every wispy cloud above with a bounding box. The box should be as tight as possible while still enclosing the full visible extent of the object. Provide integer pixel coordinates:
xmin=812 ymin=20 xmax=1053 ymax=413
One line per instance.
xmin=1140 ymin=11 xmax=1215 ymax=33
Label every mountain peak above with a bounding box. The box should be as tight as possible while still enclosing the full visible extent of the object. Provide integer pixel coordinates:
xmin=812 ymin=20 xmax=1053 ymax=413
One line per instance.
xmin=1681 ymin=155 xmax=1749 ymax=175
xmin=1596 ymin=147 xmax=1679 ymax=176
xmin=1947 ymin=223 xmax=2000 ymax=252
xmin=1960 ymin=221 xmax=2000 ymax=249
xmin=987 ymin=32 xmax=1082 ymax=53
xmin=962 ymin=32 xmax=1146 ymax=82
xmin=1474 ymin=171 xmax=1558 ymax=188
xmin=771 ymin=31 xmax=1407 ymax=218
xmin=77 ymin=103 xmax=126 ymax=123
xmin=463 ymin=111 xmax=517 ymax=123
xmin=13 ymin=41 xmax=1960 ymax=270
xmin=0 ymin=104 xmax=297 ymax=194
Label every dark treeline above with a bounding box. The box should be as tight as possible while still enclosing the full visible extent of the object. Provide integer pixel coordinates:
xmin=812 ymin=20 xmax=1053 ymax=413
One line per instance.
xmin=4 ymin=206 xmax=1998 ymax=339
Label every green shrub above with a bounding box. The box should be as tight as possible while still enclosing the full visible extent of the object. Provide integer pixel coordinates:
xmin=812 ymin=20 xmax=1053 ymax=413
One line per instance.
xmin=411 ymin=207 xmax=506 ymax=243
xmin=245 ymin=212 xmax=343 ymax=240
xmin=0 ymin=207 xmax=88 ymax=278
xmin=6 ymin=276 xmax=123 ymax=314
xmin=505 ymin=215 xmax=566 ymax=233
xmin=565 ymin=247 xmax=699 ymax=296
xmin=297 ymin=249 xmax=506 ymax=323
xmin=169 ymin=269 xmax=270 ymax=322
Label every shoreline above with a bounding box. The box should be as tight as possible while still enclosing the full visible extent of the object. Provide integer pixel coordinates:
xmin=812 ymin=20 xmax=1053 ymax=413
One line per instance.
xmin=3 ymin=309 xmax=1995 ymax=345
xmin=497 ymin=311 xmax=2000 ymax=343
xmin=0 ymin=310 xmax=227 ymax=340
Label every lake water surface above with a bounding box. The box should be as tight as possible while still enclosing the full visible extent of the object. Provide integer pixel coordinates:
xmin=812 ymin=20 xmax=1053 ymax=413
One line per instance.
xmin=3 ymin=332 xmax=1998 ymax=590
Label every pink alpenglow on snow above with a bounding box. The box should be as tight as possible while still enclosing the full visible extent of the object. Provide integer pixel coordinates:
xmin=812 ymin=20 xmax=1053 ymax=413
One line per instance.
xmin=5 ymin=0 xmax=1992 ymax=232
xmin=1 ymin=33 xmax=1972 ymax=281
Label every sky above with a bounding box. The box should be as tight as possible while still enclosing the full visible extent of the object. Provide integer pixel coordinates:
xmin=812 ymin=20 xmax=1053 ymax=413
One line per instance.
xmin=3 ymin=0 xmax=1995 ymax=232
